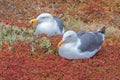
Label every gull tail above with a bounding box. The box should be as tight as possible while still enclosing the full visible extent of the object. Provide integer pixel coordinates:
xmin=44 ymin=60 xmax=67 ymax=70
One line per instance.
xmin=99 ymin=26 xmax=106 ymax=34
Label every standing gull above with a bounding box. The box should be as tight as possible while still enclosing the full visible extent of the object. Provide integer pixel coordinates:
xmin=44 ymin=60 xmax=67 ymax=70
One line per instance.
xmin=30 ymin=13 xmax=64 ymax=35
xmin=58 ymin=27 xmax=106 ymax=59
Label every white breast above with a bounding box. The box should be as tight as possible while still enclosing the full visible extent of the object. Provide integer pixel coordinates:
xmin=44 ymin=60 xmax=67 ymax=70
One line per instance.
xmin=35 ymin=21 xmax=61 ymax=35
xmin=58 ymin=39 xmax=81 ymax=59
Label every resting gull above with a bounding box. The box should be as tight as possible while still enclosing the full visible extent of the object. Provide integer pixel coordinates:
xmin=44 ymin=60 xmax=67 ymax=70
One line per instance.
xmin=58 ymin=27 xmax=106 ymax=59
xmin=30 ymin=13 xmax=64 ymax=35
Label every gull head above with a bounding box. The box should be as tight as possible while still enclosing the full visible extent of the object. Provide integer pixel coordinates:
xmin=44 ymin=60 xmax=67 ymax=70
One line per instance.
xmin=58 ymin=30 xmax=78 ymax=47
xmin=30 ymin=13 xmax=54 ymax=24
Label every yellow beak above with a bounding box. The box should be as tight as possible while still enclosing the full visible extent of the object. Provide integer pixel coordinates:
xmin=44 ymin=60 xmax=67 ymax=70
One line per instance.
xmin=58 ymin=40 xmax=64 ymax=47
xmin=30 ymin=19 xmax=38 ymax=24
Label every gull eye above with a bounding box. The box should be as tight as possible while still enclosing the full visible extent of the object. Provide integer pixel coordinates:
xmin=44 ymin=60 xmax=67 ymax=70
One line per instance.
xmin=68 ymin=35 xmax=72 ymax=38
xmin=42 ymin=17 xmax=46 ymax=19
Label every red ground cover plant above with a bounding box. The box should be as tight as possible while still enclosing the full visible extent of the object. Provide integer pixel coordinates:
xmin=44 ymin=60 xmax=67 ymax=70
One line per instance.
xmin=0 ymin=38 xmax=120 ymax=80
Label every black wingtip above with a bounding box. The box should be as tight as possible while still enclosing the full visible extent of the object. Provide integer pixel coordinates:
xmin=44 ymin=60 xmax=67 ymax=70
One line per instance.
xmin=99 ymin=26 xmax=106 ymax=34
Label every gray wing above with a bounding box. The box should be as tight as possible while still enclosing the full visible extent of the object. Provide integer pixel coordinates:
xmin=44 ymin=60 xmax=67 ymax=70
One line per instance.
xmin=54 ymin=17 xmax=64 ymax=33
xmin=78 ymin=31 xmax=104 ymax=52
